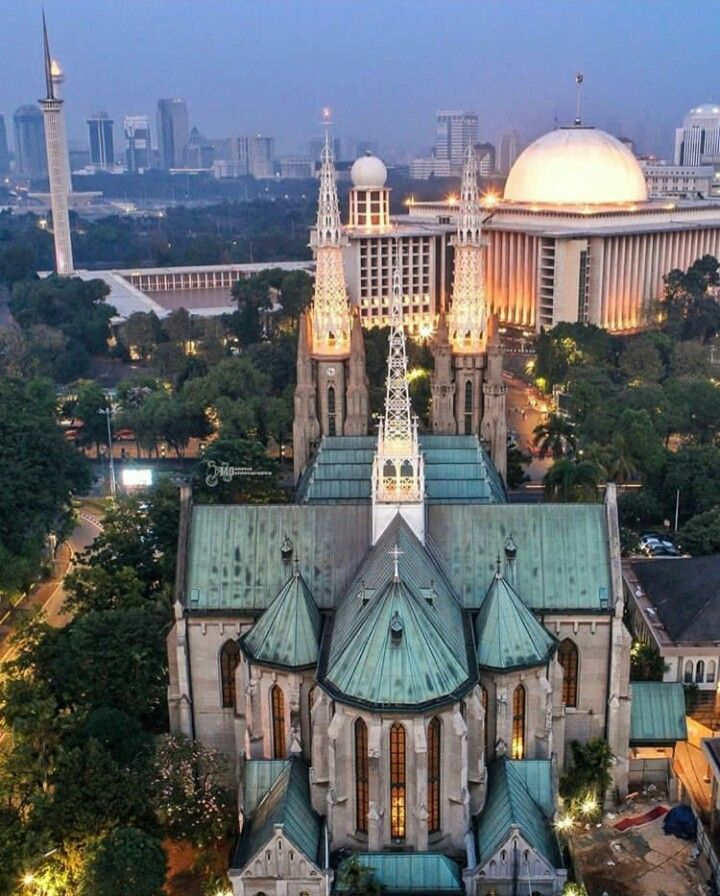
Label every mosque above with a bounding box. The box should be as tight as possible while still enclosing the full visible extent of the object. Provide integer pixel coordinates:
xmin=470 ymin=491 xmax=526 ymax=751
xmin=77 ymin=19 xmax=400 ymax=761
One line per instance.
xmin=166 ymin=139 xmax=642 ymax=896
xmin=342 ymin=124 xmax=720 ymax=333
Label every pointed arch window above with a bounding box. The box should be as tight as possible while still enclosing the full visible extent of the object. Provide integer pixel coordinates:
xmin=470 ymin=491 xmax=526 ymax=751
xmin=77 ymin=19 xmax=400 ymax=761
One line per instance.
xmin=684 ymin=660 xmax=693 ymax=683
xmin=355 ymin=718 xmax=369 ymax=834
xmin=271 ymin=685 xmax=286 ymax=758
xmin=427 ymin=717 xmax=441 ymax=834
xmin=389 ymin=723 xmax=406 ymax=840
xmin=307 ymin=686 xmax=316 ymax=753
xmin=220 ymin=640 xmax=240 ymax=709
xmin=327 ymin=385 xmax=336 ymax=436
xmin=464 ymin=380 xmax=473 ymax=435
xmin=558 ymin=639 xmax=579 ymax=708
xmin=511 ymin=685 xmax=526 ymax=760
xmin=481 ymin=685 xmax=489 ymax=756
xmin=696 ymin=660 xmax=705 ymax=684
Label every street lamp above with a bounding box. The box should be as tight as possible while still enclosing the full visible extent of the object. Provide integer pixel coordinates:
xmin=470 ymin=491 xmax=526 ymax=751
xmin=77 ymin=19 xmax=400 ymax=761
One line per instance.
xmin=98 ymin=407 xmax=116 ymax=499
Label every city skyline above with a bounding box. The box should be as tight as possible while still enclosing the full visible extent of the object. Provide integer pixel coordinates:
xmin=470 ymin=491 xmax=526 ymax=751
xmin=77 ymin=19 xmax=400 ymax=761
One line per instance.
xmin=0 ymin=0 xmax=718 ymax=160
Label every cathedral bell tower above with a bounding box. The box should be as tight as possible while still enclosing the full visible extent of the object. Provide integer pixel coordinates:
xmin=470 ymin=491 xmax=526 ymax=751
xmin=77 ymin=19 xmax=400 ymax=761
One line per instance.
xmin=293 ymin=128 xmax=369 ymax=481
xmin=431 ymin=145 xmax=507 ymax=480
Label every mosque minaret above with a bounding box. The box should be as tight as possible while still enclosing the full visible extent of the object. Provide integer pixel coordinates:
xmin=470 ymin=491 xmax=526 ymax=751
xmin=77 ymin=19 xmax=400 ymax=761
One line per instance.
xmin=39 ymin=14 xmax=74 ymax=275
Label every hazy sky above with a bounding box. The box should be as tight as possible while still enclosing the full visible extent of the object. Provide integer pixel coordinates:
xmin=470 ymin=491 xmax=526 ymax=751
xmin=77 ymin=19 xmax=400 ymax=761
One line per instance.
xmin=0 ymin=0 xmax=718 ymax=158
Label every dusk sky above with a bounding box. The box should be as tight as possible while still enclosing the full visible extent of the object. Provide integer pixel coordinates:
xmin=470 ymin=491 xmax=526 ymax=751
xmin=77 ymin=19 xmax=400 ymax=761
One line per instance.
xmin=1 ymin=0 xmax=718 ymax=158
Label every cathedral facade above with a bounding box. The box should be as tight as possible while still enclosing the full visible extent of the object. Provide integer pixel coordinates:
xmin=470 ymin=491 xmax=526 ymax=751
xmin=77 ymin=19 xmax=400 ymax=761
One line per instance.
xmin=166 ymin=140 xmax=632 ymax=895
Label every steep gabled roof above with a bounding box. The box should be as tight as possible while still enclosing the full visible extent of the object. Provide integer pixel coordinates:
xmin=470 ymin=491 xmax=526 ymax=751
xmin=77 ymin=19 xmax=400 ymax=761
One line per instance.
xmin=240 ymin=567 xmax=322 ymax=669
xmin=336 ymin=853 xmax=462 ymax=893
xmin=475 ymin=572 xmax=557 ymax=671
xmin=233 ymin=758 xmax=321 ymax=870
xmin=476 ymin=758 xmax=561 ymax=869
xmin=318 ymin=515 xmax=475 ymax=710
xmin=242 ymin=760 xmax=289 ymax=815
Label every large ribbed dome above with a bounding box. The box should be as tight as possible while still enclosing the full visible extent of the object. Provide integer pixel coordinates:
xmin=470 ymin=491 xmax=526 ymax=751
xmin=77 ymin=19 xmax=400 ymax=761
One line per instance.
xmin=504 ymin=126 xmax=648 ymax=205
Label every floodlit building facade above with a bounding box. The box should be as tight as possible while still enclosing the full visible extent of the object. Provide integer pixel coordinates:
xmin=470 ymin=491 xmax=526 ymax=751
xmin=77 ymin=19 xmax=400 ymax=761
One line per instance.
xmin=87 ymin=111 xmax=114 ymax=169
xmin=166 ymin=137 xmax=638 ymax=896
xmin=674 ymin=104 xmax=720 ymax=166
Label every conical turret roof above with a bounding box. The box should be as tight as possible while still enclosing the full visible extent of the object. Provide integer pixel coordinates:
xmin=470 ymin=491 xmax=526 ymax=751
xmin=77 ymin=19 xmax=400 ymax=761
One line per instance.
xmin=475 ymin=571 xmax=556 ymax=671
xmin=240 ymin=566 xmax=322 ymax=669
xmin=319 ymin=516 xmax=474 ymax=709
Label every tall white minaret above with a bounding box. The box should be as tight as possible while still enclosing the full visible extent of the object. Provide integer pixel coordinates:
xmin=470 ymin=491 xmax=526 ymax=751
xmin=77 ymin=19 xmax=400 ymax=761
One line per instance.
xmin=372 ymin=263 xmax=425 ymax=543
xmin=309 ymin=126 xmax=351 ymax=357
xmin=40 ymin=14 xmax=74 ymax=275
xmin=447 ymin=144 xmax=485 ymax=351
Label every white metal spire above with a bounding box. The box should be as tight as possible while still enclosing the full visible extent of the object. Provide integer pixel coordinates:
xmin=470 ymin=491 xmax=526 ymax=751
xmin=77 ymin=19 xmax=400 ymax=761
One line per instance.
xmin=448 ymin=144 xmax=485 ymax=352
xmin=373 ymin=260 xmax=424 ymax=505
xmin=309 ymin=125 xmax=351 ymax=356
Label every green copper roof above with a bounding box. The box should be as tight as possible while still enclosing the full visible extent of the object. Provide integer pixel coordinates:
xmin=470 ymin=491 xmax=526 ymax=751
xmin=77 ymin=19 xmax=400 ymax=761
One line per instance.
xmin=335 ymin=853 xmax=462 ymax=894
xmin=475 ymin=572 xmax=557 ymax=671
xmin=477 ymin=759 xmax=561 ymax=869
xmin=240 ymin=568 xmax=322 ymax=669
xmin=630 ymin=682 xmax=687 ymax=745
xmin=233 ymin=758 xmax=321 ymax=869
xmin=185 ymin=504 xmax=371 ymax=611
xmin=428 ymin=503 xmax=613 ymax=611
xmin=319 ymin=516 xmax=474 ymax=710
xmin=296 ymin=435 xmax=506 ymax=505
xmin=242 ymin=760 xmax=289 ymax=815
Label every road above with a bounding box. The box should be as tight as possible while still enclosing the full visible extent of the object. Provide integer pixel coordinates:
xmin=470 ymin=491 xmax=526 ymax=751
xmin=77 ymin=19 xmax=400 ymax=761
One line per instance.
xmin=0 ymin=510 xmax=103 ymax=665
xmin=504 ymin=373 xmax=552 ymax=483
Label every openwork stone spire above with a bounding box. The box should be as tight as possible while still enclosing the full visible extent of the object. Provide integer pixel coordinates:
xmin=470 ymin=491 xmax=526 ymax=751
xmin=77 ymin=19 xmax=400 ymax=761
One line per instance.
xmin=309 ymin=130 xmax=351 ymax=356
xmin=373 ymin=264 xmax=424 ymax=504
xmin=448 ymin=144 xmax=485 ymax=353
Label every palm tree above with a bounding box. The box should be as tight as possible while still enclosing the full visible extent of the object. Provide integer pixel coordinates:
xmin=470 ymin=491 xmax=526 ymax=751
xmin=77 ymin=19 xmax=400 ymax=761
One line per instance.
xmin=604 ymin=434 xmax=639 ymax=484
xmin=532 ymin=413 xmax=577 ymax=460
xmin=543 ymin=459 xmax=600 ymax=503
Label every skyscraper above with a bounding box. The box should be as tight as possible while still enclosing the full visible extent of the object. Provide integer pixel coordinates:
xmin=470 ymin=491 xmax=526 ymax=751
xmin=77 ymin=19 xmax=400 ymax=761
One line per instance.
xmin=39 ymin=15 xmax=73 ymax=275
xmin=674 ymin=104 xmax=720 ymax=165
xmin=87 ymin=111 xmax=114 ymax=169
xmin=474 ymin=141 xmax=496 ymax=176
xmin=499 ymin=130 xmax=522 ymax=176
xmin=0 ymin=114 xmax=10 ymax=175
xmin=13 ymin=105 xmax=46 ymax=177
xmin=435 ymin=111 xmax=478 ymax=168
xmin=157 ymin=98 xmax=189 ymax=169
xmin=124 ymin=115 xmax=151 ymax=172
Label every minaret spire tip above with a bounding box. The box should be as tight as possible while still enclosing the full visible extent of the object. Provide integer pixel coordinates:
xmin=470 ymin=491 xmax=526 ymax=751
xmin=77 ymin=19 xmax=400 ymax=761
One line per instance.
xmin=42 ymin=10 xmax=54 ymax=101
xmin=575 ymin=71 xmax=584 ymax=126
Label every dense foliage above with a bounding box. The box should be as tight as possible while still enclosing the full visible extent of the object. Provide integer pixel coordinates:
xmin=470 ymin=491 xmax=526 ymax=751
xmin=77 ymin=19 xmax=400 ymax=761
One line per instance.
xmin=0 ymin=378 xmax=89 ymax=601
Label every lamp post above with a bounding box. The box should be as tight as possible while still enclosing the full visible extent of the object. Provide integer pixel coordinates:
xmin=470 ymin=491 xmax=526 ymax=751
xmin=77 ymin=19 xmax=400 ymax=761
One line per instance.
xmin=98 ymin=407 xmax=116 ymax=498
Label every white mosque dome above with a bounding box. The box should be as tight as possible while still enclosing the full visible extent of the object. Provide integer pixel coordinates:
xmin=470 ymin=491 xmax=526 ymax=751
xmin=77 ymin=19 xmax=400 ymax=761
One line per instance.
xmin=503 ymin=126 xmax=648 ymax=205
xmin=351 ymin=153 xmax=387 ymax=189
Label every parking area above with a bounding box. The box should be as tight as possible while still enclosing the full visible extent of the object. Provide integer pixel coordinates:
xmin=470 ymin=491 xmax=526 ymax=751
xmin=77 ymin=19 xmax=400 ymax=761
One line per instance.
xmin=571 ymin=799 xmax=710 ymax=896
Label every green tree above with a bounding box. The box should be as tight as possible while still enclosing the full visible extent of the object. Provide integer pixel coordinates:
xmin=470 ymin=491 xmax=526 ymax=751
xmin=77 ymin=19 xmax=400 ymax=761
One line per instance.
xmin=0 ymin=377 xmax=89 ymax=599
xmin=335 ymin=855 xmax=381 ymax=895
xmin=543 ymin=459 xmax=599 ymax=503
xmin=679 ymin=506 xmax=720 ymax=555
xmin=278 ymin=269 xmax=313 ymax=323
xmin=630 ymin=641 xmax=667 ymax=681
xmin=662 ymin=444 xmax=720 ymax=522
xmin=150 ymin=735 xmax=235 ymax=846
xmin=0 ymin=244 xmax=37 ymax=286
xmin=560 ymin=738 xmax=614 ymax=802
xmin=70 ymin=380 xmax=111 ymax=456
xmin=671 ymin=340 xmax=712 ymax=379
xmin=506 ymin=444 xmax=531 ymax=489
xmin=194 ymin=437 xmax=286 ymax=504
xmin=63 ymin=565 xmax=148 ymax=615
xmin=118 ymin=312 xmax=164 ymax=363
xmin=532 ymin=413 xmax=577 ymax=460
xmin=80 ymin=827 xmax=167 ymax=896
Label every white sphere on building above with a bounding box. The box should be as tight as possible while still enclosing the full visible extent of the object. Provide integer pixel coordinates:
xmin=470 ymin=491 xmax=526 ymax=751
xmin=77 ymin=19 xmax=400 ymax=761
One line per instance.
xmin=503 ymin=126 xmax=648 ymax=205
xmin=351 ymin=153 xmax=387 ymax=189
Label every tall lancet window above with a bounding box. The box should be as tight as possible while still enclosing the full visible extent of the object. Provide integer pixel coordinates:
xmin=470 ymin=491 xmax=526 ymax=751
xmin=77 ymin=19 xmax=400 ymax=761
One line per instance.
xmin=511 ymin=685 xmax=526 ymax=760
xmin=464 ymin=380 xmax=473 ymax=435
xmin=558 ymin=639 xmax=579 ymax=708
xmin=355 ymin=718 xmax=369 ymax=834
xmin=427 ymin=717 xmax=441 ymax=834
xmin=327 ymin=386 xmax=337 ymax=436
xmin=219 ymin=640 xmax=240 ymax=709
xmin=389 ymin=723 xmax=406 ymax=840
xmin=271 ymin=685 xmax=286 ymax=758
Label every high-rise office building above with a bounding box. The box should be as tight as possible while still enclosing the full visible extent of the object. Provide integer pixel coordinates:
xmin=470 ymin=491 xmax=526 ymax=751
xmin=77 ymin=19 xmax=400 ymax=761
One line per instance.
xmin=87 ymin=111 xmax=114 ymax=169
xmin=247 ymin=135 xmax=274 ymax=178
xmin=124 ymin=115 xmax=151 ymax=172
xmin=0 ymin=114 xmax=10 ymax=174
xmin=157 ymin=98 xmax=189 ymax=169
xmin=14 ymin=105 xmax=47 ymax=177
xmin=499 ymin=130 xmax=522 ymax=176
xmin=674 ymin=104 xmax=720 ymax=165
xmin=435 ymin=110 xmax=478 ymax=167
xmin=474 ymin=141 xmax=496 ymax=176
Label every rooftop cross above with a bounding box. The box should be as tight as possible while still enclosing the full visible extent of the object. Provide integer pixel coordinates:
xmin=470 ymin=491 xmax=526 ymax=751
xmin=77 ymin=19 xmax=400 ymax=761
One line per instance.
xmin=389 ymin=545 xmax=404 ymax=581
